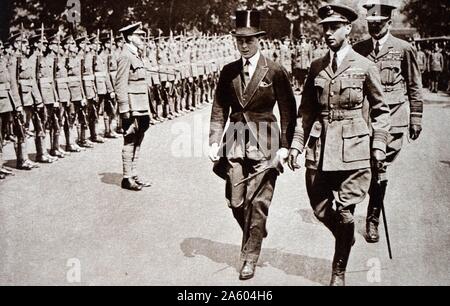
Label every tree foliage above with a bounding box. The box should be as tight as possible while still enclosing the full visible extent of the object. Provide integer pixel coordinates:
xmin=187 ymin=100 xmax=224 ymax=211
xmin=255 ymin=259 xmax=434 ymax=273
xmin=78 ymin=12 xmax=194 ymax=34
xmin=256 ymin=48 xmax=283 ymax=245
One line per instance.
xmin=401 ymin=0 xmax=450 ymax=37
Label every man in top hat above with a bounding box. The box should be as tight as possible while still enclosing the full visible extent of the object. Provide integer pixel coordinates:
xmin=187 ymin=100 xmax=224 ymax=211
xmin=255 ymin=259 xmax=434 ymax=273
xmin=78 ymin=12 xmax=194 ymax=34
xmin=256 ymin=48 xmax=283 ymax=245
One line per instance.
xmin=287 ymin=4 xmax=390 ymax=286
xmin=209 ymin=9 xmax=297 ymax=280
xmin=353 ymin=1 xmax=423 ymax=243
xmin=116 ymin=22 xmax=152 ymax=191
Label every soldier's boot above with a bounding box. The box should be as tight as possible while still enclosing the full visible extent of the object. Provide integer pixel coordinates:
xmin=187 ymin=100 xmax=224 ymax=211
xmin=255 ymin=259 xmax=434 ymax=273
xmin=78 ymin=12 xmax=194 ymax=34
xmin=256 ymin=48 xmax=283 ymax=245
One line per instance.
xmin=50 ymin=132 xmax=65 ymax=158
xmin=104 ymin=118 xmax=119 ymax=138
xmin=330 ymin=221 xmax=355 ymax=286
xmin=35 ymin=136 xmax=57 ymax=163
xmin=77 ymin=127 xmax=94 ymax=148
xmin=89 ymin=120 xmax=104 ymax=143
xmin=64 ymin=126 xmax=82 ymax=153
xmin=0 ymin=153 xmax=14 ymax=176
xmin=15 ymin=141 xmax=38 ymax=170
xmin=366 ymin=180 xmax=384 ymax=243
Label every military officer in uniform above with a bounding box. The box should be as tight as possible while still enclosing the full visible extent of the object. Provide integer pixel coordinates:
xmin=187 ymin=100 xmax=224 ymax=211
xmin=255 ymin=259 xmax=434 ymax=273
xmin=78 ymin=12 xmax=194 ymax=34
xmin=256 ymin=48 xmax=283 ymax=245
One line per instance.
xmin=353 ymin=2 xmax=423 ymax=243
xmin=209 ymin=9 xmax=297 ymax=281
xmin=116 ymin=22 xmax=152 ymax=191
xmin=288 ymin=4 xmax=390 ymax=286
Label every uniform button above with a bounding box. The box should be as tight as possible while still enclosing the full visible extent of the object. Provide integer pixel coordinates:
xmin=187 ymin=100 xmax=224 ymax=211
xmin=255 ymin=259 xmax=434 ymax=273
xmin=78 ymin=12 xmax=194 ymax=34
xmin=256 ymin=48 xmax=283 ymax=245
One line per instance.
xmin=330 ymin=92 xmax=334 ymax=97
xmin=331 ymin=80 xmax=335 ymax=84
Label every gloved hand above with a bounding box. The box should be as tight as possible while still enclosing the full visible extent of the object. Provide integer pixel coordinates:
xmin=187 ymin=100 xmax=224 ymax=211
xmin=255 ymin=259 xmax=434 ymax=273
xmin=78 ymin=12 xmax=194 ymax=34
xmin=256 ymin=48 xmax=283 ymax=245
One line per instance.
xmin=81 ymin=98 xmax=87 ymax=107
xmin=273 ymin=148 xmax=289 ymax=173
xmin=110 ymin=92 xmax=116 ymax=99
xmin=410 ymin=124 xmax=422 ymax=140
xmin=371 ymin=149 xmax=386 ymax=171
xmin=209 ymin=143 xmax=220 ymax=162
xmin=287 ymin=148 xmax=302 ymax=171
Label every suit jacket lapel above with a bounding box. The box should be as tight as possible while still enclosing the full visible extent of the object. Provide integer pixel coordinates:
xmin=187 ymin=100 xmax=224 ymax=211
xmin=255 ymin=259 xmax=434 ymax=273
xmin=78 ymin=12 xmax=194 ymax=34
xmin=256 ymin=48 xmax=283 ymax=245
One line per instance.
xmin=231 ymin=59 xmax=245 ymax=107
xmin=375 ymin=35 xmax=394 ymax=59
xmin=243 ymin=55 xmax=269 ymax=107
xmin=333 ymin=48 xmax=357 ymax=78
xmin=323 ymin=52 xmax=334 ymax=78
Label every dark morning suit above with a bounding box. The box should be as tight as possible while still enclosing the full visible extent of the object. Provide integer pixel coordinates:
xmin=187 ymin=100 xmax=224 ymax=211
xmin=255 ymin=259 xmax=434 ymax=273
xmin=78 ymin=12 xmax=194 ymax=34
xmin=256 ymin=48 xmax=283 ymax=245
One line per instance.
xmin=209 ymin=54 xmax=297 ymax=263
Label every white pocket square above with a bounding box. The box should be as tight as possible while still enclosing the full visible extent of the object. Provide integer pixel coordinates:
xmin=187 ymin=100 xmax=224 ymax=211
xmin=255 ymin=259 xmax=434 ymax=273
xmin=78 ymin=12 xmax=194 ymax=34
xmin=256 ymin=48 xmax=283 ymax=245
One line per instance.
xmin=259 ymin=81 xmax=272 ymax=87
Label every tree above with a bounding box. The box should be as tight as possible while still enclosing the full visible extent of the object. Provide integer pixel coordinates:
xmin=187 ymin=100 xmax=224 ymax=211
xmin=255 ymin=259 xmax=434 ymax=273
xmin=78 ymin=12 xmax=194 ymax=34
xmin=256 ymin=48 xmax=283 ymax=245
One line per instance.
xmin=402 ymin=0 xmax=450 ymax=37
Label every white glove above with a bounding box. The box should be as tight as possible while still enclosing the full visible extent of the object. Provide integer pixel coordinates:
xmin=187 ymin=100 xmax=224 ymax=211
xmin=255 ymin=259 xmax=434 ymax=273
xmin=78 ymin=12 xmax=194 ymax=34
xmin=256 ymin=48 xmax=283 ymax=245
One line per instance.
xmin=209 ymin=143 xmax=220 ymax=162
xmin=276 ymin=148 xmax=289 ymax=165
xmin=110 ymin=92 xmax=116 ymax=99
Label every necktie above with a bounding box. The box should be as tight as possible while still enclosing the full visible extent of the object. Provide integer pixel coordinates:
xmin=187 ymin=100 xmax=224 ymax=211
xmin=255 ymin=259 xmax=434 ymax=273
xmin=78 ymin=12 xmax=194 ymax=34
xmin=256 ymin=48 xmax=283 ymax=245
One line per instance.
xmin=374 ymin=41 xmax=380 ymax=56
xmin=243 ymin=60 xmax=250 ymax=88
xmin=332 ymin=52 xmax=338 ymax=73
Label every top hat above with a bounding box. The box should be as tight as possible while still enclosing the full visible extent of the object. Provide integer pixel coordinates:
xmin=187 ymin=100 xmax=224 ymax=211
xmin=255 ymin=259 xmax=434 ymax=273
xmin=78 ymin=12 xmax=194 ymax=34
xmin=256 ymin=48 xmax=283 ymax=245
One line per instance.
xmin=318 ymin=4 xmax=358 ymax=24
xmin=363 ymin=2 xmax=397 ymax=21
xmin=231 ymin=9 xmax=266 ymax=37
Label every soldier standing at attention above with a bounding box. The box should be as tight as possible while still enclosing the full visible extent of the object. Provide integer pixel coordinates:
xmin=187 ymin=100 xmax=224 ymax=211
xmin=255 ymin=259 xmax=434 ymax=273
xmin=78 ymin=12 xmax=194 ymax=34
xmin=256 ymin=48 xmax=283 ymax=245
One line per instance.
xmin=23 ymin=32 xmax=57 ymax=163
xmin=293 ymin=34 xmax=313 ymax=92
xmin=288 ymin=4 xmax=390 ymax=286
xmin=116 ymin=22 xmax=152 ymax=191
xmin=209 ymin=9 xmax=297 ymax=281
xmin=353 ymin=2 xmax=423 ymax=243
xmin=94 ymin=33 xmax=118 ymax=138
xmin=428 ymin=43 xmax=444 ymax=93
xmin=0 ymin=39 xmax=25 ymax=177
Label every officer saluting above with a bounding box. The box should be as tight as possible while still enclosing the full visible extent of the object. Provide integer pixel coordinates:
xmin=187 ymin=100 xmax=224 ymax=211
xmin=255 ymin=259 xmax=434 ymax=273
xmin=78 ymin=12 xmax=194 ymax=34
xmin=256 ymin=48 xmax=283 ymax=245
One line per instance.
xmin=209 ymin=9 xmax=297 ymax=281
xmin=287 ymin=4 xmax=390 ymax=286
xmin=116 ymin=22 xmax=152 ymax=191
xmin=353 ymin=2 xmax=424 ymax=243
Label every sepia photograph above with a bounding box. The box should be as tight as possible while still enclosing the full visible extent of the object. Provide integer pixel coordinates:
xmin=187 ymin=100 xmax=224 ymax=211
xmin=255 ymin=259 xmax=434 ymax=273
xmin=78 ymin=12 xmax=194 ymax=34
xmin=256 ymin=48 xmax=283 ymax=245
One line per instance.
xmin=0 ymin=0 xmax=449 ymax=290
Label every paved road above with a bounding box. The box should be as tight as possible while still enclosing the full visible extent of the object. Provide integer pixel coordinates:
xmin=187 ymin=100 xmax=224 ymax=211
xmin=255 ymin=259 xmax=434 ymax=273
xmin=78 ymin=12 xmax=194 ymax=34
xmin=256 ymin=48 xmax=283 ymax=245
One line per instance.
xmin=0 ymin=92 xmax=449 ymax=286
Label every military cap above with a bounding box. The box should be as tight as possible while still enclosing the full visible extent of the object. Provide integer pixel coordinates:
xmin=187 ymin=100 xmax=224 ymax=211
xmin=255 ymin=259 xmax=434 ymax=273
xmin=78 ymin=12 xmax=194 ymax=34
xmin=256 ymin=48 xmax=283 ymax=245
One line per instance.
xmin=231 ymin=9 xmax=266 ymax=37
xmin=119 ymin=22 xmax=143 ymax=37
xmin=363 ymin=2 xmax=397 ymax=21
xmin=318 ymin=4 xmax=358 ymax=24
xmin=75 ymin=34 xmax=89 ymax=45
xmin=28 ymin=32 xmax=48 ymax=45
xmin=61 ymin=34 xmax=75 ymax=44
xmin=98 ymin=31 xmax=112 ymax=43
xmin=8 ymin=31 xmax=26 ymax=43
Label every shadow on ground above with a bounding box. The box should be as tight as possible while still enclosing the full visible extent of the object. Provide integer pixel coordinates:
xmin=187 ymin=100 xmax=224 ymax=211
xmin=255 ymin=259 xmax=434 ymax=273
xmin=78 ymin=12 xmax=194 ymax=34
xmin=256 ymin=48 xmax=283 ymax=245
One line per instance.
xmin=180 ymin=237 xmax=332 ymax=285
xmin=99 ymin=172 xmax=122 ymax=187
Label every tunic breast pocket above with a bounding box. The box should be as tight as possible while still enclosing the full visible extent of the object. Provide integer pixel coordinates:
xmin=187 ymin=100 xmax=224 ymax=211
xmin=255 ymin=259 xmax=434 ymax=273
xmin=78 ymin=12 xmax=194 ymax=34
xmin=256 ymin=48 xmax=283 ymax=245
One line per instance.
xmin=342 ymin=120 xmax=370 ymax=163
xmin=340 ymin=79 xmax=363 ymax=108
xmin=380 ymin=60 xmax=401 ymax=85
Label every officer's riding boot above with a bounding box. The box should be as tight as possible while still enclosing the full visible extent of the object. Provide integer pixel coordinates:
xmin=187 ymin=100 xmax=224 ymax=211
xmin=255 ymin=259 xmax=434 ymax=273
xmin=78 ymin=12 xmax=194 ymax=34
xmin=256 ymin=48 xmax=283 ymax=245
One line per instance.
xmin=35 ymin=136 xmax=55 ymax=163
xmin=330 ymin=221 xmax=355 ymax=286
xmin=121 ymin=144 xmax=142 ymax=191
xmin=50 ymin=131 xmax=65 ymax=158
xmin=366 ymin=180 xmax=384 ymax=243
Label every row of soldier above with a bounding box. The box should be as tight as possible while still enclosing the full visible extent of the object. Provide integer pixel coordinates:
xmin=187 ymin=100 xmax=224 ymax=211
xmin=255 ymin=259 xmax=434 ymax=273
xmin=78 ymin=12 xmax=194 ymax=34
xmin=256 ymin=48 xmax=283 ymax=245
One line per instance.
xmin=0 ymin=28 xmax=240 ymax=179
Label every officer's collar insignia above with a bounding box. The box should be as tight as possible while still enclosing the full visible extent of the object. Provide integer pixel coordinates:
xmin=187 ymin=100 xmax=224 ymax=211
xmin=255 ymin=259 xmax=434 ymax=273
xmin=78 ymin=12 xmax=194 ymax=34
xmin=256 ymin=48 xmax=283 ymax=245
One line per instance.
xmin=326 ymin=6 xmax=334 ymax=17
